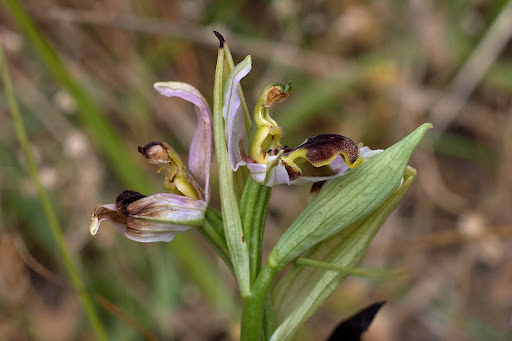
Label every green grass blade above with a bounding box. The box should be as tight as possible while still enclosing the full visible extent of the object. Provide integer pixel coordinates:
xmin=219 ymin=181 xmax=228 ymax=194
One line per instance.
xmin=0 ymin=38 xmax=108 ymax=341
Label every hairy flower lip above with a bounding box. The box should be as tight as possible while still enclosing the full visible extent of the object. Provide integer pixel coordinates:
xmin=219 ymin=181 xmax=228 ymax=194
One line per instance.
xmin=245 ymin=147 xmax=378 ymax=186
xmin=286 ymin=134 xmax=360 ymax=167
xmin=249 ymin=130 xmax=366 ymax=186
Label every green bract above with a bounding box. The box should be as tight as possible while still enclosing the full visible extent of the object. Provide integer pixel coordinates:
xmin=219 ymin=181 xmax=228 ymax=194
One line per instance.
xmin=268 ymin=123 xmax=432 ymax=269
xmin=271 ymin=166 xmax=417 ymax=341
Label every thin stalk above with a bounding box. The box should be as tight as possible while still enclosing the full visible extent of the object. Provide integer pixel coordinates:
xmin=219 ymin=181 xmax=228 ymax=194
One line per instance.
xmin=213 ymin=38 xmax=251 ymax=297
xmin=239 ymin=177 xmax=275 ymax=339
xmin=252 ymin=186 xmax=271 ymax=281
xmin=241 ymin=263 xmax=279 ymax=341
xmin=0 ymin=39 xmax=108 ymax=341
xmin=240 ymin=177 xmax=271 ymax=284
xmin=239 ymin=166 xmax=274 ymax=341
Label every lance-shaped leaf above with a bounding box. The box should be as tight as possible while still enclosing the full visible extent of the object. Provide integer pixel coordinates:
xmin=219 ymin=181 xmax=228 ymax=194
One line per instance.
xmin=222 ymin=55 xmax=252 ymax=171
xmin=268 ymin=123 xmax=432 ymax=269
xmin=90 ymin=190 xmax=207 ymax=243
xmin=154 ymin=82 xmax=213 ymax=201
xmin=270 ymin=167 xmax=416 ymax=341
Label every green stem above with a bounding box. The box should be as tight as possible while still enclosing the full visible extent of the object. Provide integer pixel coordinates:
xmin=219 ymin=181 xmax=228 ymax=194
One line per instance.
xmin=253 ymin=186 xmax=271 ymax=281
xmin=213 ymin=41 xmax=251 ymax=297
xmin=0 ymin=39 xmax=108 ymax=341
xmin=241 ymin=263 xmax=279 ymax=341
xmin=240 ymin=177 xmax=271 ymax=284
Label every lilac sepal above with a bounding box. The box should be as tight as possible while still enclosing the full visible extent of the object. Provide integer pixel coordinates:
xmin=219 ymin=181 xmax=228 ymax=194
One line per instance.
xmin=154 ymin=82 xmax=213 ymax=201
xmin=222 ymin=55 xmax=252 ymax=171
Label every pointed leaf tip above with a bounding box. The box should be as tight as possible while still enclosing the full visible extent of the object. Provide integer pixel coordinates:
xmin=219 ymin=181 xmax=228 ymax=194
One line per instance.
xmin=213 ymin=31 xmax=225 ymax=47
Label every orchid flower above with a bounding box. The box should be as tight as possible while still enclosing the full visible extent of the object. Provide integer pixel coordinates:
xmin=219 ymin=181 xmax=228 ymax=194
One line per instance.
xmin=90 ymin=82 xmax=213 ymax=242
xmin=223 ymin=56 xmax=378 ymax=187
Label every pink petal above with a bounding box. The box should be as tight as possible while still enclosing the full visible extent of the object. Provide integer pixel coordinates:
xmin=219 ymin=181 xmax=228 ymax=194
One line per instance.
xmin=222 ymin=55 xmax=252 ymax=171
xmin=154 ymin=82 xmax=213 ymax=201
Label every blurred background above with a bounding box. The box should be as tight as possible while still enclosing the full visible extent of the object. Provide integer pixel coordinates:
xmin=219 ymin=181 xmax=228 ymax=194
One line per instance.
xmin=1 ymin=0 xmax=512 ymax=340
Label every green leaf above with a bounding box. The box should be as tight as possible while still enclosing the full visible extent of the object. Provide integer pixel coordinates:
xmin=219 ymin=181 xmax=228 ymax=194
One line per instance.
xmin=270 ymin=166 xmax=417 ymax=341
xmin=268 ymin=123 xmax=432 ymax=269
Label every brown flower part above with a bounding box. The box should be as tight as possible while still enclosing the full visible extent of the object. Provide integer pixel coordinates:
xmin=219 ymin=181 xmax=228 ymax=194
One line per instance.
xmin=288 ymin=134 xmax=360 ymax=167
xmin=279 ymin=134 xmax=363 ymax=182
xmin=115 ymin=190 xmax=146 ymax=215
xmin=138 ymin=141 xmax=204 ymax=201
xmin=138 ymin=142 xmax=172 ymax=164
xmin=265 ymin=83 xmax=292 ymax=107
xmin=90 ymin=190 xmax=207 ymax=243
